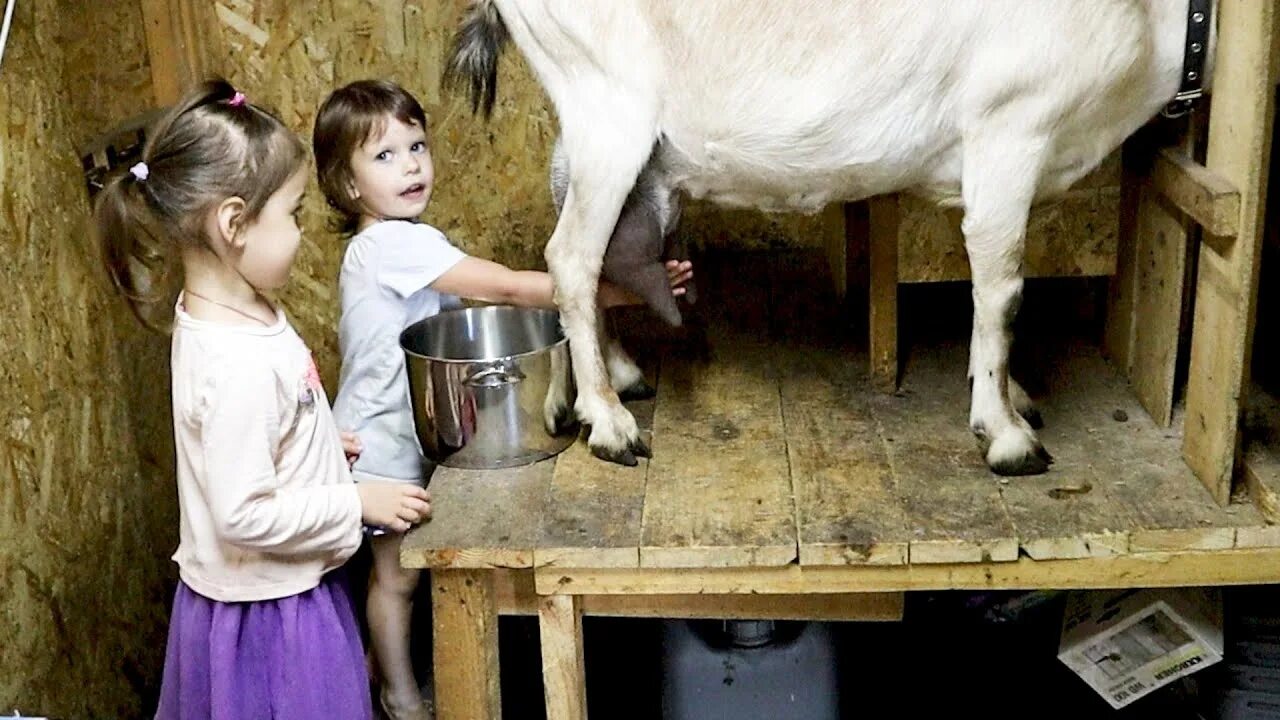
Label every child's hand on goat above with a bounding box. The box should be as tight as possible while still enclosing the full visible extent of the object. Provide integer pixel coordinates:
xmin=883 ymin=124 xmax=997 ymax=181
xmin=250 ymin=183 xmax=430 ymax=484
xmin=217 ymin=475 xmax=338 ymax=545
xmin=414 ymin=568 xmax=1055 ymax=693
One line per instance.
xmin=601 ymin=258 xmax=693 ymax=308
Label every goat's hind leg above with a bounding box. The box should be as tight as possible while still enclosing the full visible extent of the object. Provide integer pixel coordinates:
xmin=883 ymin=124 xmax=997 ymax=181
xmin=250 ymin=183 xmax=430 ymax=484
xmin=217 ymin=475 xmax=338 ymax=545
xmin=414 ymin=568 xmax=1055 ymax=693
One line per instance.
xmin=542 ymin=316 xmax=652 ymax=437
xmin=604 ymin=323 xmax=654 ymax=402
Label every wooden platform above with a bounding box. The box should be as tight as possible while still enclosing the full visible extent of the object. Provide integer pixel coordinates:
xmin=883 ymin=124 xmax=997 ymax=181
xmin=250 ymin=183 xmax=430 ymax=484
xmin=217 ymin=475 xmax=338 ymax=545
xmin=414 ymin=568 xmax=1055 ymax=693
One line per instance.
xmin=403 ymin=251 xmax=1280 ymax=720
xmin=404 ymin=251 xmax=1279 ymax=577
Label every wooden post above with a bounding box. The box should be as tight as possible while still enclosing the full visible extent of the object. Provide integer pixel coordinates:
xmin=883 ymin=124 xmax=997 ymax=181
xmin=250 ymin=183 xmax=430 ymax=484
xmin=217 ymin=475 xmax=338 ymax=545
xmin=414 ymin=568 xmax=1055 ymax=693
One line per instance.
xmin=1105 ymin=137 xmax=1146 ymax=375
xmin=140 ymin=0 xmax=212 ymax=106
xmin=1182 ymin=0 xmax=1278 ymax=505
xmin=433 ymin=570 xmax=503 ymax=720
xmin=539 ymin=594 xmax=588 ymax=720
xmin=868 ymin=195 xmax=900 ymax=392
xmin=1130 ymin=119 xmax=1204 ymax=430
xmin=1128 ymin=185 xmax=1193 ymax=428
xmin=822 ymin=203 xmax=849 ymax=302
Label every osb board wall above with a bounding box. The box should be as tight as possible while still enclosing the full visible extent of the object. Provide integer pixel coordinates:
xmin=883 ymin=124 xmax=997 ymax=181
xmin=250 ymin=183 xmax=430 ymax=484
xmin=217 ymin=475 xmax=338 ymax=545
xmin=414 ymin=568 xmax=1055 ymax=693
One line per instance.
xmin=898 ymin=153 xmax=1122 ymax=283
xmin=200 ymin=0 xmax=827 ymax=385
xmin=60 ymin=1 xmax=155 ymax=147
xmin=0 ymin=1 xmax=173 ymax=717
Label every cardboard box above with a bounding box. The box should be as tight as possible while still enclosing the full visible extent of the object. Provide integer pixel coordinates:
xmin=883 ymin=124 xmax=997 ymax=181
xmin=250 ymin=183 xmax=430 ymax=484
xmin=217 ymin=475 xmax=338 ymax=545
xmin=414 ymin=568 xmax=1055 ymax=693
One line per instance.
xmin=1058 ymin=588 xmax=1224 ymax=709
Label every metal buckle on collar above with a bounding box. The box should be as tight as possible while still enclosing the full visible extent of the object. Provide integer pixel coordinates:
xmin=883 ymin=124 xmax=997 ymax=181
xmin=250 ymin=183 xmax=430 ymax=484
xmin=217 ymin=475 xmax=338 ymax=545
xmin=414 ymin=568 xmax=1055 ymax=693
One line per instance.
xmin=1161 ymin=0 xmax=1212 ymax=119
xmin=1162 ymin=90 xmax=1203 ymax=119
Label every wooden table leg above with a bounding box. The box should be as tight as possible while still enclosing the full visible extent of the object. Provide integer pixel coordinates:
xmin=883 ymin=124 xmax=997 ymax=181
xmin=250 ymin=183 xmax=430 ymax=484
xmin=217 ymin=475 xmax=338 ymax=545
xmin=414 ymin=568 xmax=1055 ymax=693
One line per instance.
xmin=539 ymin=594 xmax=587 ymax=720
xmin=432 ymin=569 xmax=502 ymax=720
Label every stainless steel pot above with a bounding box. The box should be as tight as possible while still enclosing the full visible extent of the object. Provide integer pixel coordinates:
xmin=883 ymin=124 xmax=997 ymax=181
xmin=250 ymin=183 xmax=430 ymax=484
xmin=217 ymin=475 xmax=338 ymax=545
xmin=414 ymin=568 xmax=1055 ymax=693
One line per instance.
xmin=400 ymin=306 xmax=577 ymax=469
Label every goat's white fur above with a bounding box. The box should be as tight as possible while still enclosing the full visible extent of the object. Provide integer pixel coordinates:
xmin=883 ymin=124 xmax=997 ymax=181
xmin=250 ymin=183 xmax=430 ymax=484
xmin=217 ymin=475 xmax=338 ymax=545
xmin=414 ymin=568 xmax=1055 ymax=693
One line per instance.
xmin=475 ymin=0 xmax=1212 ymax=472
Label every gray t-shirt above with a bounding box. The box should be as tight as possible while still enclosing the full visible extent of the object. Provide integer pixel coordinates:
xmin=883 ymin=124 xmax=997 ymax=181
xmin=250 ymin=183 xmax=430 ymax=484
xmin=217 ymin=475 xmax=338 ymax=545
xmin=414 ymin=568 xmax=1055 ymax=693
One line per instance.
xmin=332 ymin=220 xmax=466 ymax=484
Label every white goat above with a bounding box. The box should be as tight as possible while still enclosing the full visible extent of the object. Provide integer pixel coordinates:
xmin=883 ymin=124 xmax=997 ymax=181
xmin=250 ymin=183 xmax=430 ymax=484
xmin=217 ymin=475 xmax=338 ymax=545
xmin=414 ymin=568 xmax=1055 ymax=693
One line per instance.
xmin=446 ymin=0 xmax=1213 ymax=473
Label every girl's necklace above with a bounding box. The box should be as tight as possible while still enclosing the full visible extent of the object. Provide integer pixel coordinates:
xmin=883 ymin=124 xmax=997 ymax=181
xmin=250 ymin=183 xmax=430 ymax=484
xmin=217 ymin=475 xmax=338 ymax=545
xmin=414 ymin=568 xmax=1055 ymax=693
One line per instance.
xmin=183 ymin=288 xmax=274 ymax=327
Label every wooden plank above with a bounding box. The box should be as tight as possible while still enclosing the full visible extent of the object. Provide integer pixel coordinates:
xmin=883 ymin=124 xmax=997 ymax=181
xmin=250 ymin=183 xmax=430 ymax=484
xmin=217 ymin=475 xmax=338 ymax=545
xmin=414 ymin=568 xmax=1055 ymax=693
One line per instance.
xmin=493 ymin=569 xmax=537 ymax=614
xmin=536 ymin=357 xmax=656 ymax=569
xmin=432 ymin=569 xmax=502 ymax=720
xmin=1183 ymin=0 xmax=1278 ymax=504
xmin=986 ymin=349 xmax=1136 ymax=560
xmin=494 ymin=571 xmax=904 ymax=620
xmin=140 ymin=0 xmax=211 ymax=106
xmin=867 ymin=346 xmax=1018 ymax=564
xmin=583 ymin=592 xmax=903 ymax=621
xmin=401 ymin=461 xmax=553 ymax=569
xmin=1105 ymin=138 xmax=1147 ymax=372
xmin=1152 ymin=147 xmax=1242 ymax=238
xmin=639 ymin=332 xmax=797 ymax=568
xmin=781 ymin=347 xmax=911 ymax=566
xmin=998 ymin=345 xmax=1257 ymax=557
xmin=1130 ymin=188 xmax=1191 ymax=427
xmin=539 ymin=595 xmax=587 ymax=720
xmin=1244 ymin=384 xmax=1280 ymax=524
xmin=535 ymin=546 xmax=1280 ymax=595
xmin=1095 ymin=397 xmax=1256 ymax=554
xmin=639 ymin=253 xmax=796 ymax=567
xmin=1237 ymin=524 xmax=1280 ymax=548
xmin=1062 ymin=345 xmax=1258 ymax=551
xmin=764 ymin=251 xmax=911 ymax=565
xmin=868 ymin=195 xmax=900 ymax=392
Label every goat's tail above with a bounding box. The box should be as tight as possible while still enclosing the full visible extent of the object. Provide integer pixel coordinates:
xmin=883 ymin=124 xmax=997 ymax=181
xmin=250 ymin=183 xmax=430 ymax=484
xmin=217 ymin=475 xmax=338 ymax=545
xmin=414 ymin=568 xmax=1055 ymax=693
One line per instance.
xmin=444 ymin=0 xmax=508 ymax=119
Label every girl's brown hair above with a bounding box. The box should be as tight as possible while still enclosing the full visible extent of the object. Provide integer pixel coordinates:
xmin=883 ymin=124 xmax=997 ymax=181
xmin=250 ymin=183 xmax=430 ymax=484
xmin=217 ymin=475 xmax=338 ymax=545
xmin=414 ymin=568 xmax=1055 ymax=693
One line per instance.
xmin=313 ymin=80 xmax=428 ymax=233
xmin=94 ymin=77 xmax=306 ymax=330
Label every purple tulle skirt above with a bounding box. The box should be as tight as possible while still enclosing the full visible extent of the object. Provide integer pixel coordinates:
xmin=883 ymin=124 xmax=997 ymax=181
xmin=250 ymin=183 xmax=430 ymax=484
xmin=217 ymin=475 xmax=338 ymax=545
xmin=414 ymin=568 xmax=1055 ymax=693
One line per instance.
xmin=154 ymin=570 xmax=372 ymax=720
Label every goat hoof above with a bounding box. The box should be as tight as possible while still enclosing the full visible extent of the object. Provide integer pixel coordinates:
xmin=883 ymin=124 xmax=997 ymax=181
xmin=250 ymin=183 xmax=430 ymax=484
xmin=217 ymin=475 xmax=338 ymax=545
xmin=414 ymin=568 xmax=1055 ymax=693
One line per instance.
xmin=590 ymin=441 xmax=639 ymax=467
xmin=628 ymin=437 xmax=652 ymax=459
xmin=1009 ymin=379 xmax=1041 ymax=429
xmin=987 ymin=438 xmax=1054 ymax=476
xmin=544 ymin=400 xmax=576 ymax=436
xmin=551 ymin=406 xmax=577 ymax=436
xmin=618 ymin=381 xmax=657 ymax=403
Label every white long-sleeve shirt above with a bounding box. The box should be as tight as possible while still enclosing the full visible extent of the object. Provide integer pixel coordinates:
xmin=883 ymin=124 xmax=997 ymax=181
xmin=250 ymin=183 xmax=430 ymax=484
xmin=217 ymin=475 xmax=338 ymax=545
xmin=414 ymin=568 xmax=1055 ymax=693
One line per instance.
xmin=170 ymin=300 xmax=363 ymax=602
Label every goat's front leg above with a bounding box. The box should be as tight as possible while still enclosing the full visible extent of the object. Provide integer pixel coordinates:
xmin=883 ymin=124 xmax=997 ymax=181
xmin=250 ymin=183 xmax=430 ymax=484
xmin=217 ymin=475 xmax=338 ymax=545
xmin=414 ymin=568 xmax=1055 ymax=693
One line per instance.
xmin=968 ymin=322 xmax=1042 ymax=429
xmin=962 ymin=131 xmax=1053 ymax=476
xmin=546 ymin=130 xmax=654 ymax=466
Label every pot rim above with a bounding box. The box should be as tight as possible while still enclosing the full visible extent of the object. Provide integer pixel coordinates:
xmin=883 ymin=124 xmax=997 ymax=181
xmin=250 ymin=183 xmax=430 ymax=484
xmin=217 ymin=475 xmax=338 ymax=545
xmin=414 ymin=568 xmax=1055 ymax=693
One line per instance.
xmin=398 ymin=306 xmax=569 ymax=365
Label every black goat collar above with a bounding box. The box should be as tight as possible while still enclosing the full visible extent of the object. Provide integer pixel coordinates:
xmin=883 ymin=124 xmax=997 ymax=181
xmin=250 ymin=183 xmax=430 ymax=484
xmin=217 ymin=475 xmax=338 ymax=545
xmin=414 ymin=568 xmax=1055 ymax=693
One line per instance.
xmin=1162 ymin=0 xmax=1214 ymax=118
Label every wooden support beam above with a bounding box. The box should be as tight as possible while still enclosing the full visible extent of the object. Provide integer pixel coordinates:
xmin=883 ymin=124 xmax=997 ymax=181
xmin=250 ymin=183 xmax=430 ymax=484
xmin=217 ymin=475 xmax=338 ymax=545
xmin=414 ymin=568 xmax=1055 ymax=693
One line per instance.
xmin=1106 ymin=139 xmax=1146 ymax=372
xmin=1152 ymin=147 xmax=1241 ymax=238
xmin=1128 ymin=184 xmax=1193 ymax=428
xmin=1183 ymin=0 xmax=1278 ymax=505
xmin=535 ymin=547 xmax=1280 ymax=596
xmin=539 ymin=595 xmax=588 ymax=720
xmin=433 ymin=570 xmax=502 ymax=720
xmin=492 ymin=571 xmax=905 ymax=620
xmin=140 ymin=0 xmax=212 ymax=106
xmin=868 ymin=196 xmax=900 ymax=392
